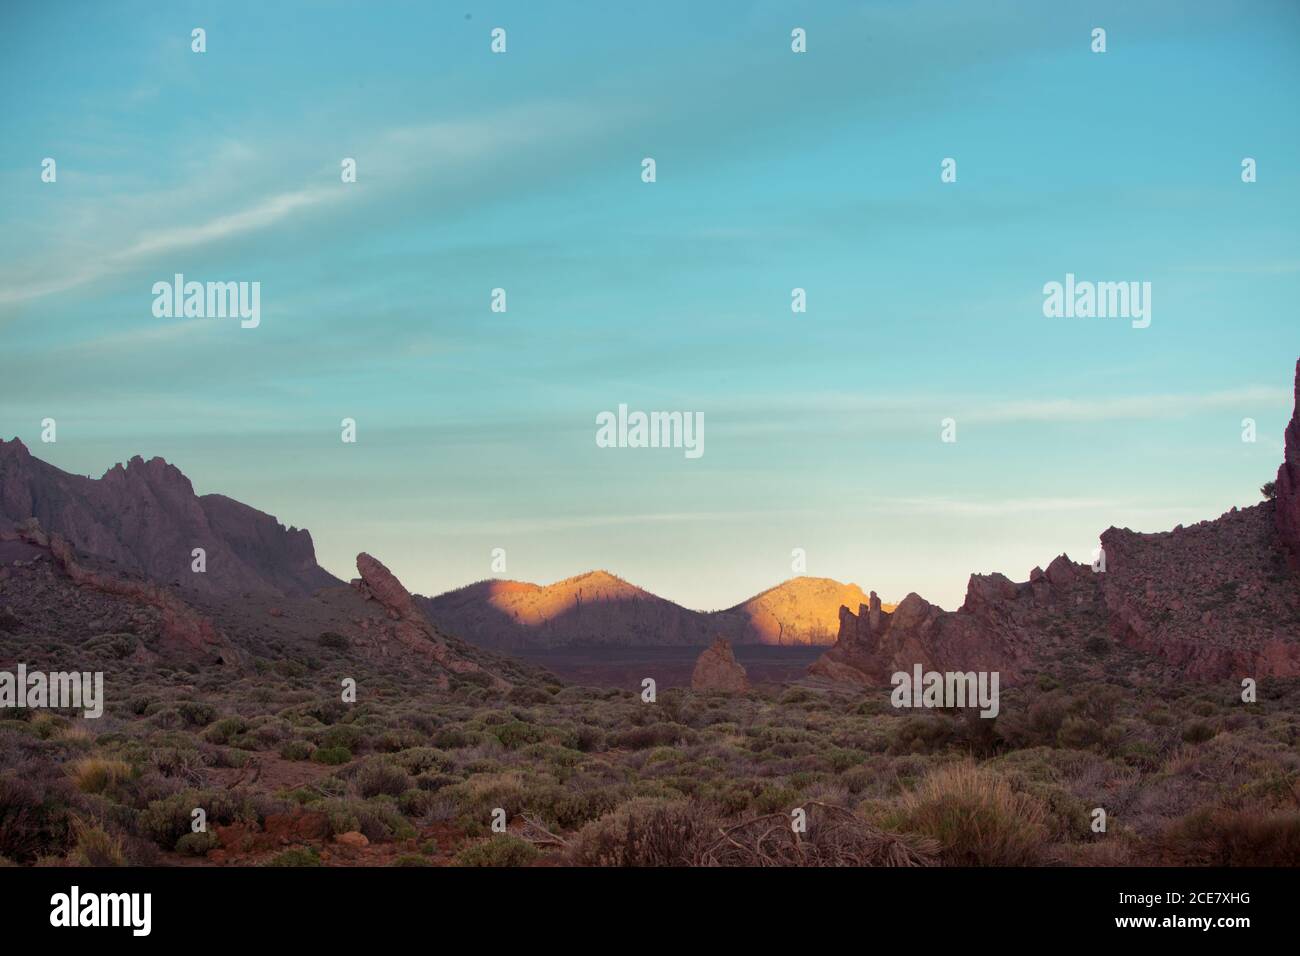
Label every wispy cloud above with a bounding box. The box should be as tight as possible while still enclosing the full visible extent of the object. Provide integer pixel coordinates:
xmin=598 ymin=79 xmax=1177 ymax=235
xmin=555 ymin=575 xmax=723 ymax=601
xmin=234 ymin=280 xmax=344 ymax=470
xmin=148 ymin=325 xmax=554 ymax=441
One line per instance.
xmin=0 ymin=185 xmax=342 ymax=306
xmin=871 ymin=496 xmax=1115 ymax=517
xmin=962 ymin=386 xmax=1289 ymax=424
xmin=0 ymin=100 xmax=610 ymax=309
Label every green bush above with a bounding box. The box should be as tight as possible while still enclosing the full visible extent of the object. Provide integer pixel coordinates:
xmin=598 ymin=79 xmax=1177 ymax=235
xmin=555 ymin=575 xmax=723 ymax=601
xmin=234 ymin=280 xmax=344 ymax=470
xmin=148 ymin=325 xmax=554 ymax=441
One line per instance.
xmin=279 ymin=739 xmax=314 ymax=761
xmin=313 ymin=746 xmax=352 ymax=766
xmin=175 ymin=831 xmax=220 ymax=856
xmin=454 ymin=836 xmax=539 ymax=867
xmin=264 ymin=846 xmax=321 ymax=867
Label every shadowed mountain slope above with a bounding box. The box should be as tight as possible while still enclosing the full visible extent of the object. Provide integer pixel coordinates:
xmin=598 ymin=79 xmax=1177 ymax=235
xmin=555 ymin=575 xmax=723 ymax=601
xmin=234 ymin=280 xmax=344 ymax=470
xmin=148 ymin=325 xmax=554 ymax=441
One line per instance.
xmin=0 ymin=439 xmax=338 ymax=597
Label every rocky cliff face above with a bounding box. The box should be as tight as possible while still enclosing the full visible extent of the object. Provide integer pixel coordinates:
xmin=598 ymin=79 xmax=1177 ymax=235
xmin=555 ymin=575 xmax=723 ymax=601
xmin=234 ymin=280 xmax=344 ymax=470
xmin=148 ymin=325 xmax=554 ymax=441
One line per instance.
xmin=1275 ymin=359 xmax=1300 ymax=561
xmin=811 ymin=360 xmax=1300 ymax=686
xmin=1099 ymin=505 xmax=1300 ymax=679
xmin=0 ymin=439 xmax=338 ymax=597
xmin=0 ymin=518 xmax=240 ymax=665
xmin=691 ymin=637 xmax=749 ymax=692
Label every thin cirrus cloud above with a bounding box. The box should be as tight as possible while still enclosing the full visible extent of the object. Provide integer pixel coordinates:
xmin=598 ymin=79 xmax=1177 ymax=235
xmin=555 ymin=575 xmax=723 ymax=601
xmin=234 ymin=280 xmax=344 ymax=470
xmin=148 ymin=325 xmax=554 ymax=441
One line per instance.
xmin=0 ymin=185 xmax=340 ymax=307
xmin=0 ymin=100 xmax=609 ymax=310
xmin=720 ymin=386 xmax=1290 ymax=433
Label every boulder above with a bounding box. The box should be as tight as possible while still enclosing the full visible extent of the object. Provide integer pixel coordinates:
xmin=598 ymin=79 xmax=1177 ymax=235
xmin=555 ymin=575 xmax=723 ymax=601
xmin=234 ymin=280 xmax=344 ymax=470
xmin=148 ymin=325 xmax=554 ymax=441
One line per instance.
xmin=691 ymin=637 xmax=749 ymax=692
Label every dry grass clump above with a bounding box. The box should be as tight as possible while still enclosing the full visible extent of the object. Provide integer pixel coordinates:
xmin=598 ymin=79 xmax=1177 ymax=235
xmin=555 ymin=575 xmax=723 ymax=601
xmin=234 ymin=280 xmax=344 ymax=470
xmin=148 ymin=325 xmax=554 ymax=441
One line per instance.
xmin=888 ymin=761 xmax=1050 ymax=866
xmin=567 ymin=798 xmax=717 ymax=866
xmin=68 ymin=757 xmax=133 ymax=794
xmin=68 ymin=815 xmax=126 ymax=866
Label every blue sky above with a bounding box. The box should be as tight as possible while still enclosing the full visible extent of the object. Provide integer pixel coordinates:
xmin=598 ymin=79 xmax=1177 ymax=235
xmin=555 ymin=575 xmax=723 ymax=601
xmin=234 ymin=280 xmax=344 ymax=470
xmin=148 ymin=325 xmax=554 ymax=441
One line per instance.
xmin=2 ymin=0 xmax=1298 ymax=610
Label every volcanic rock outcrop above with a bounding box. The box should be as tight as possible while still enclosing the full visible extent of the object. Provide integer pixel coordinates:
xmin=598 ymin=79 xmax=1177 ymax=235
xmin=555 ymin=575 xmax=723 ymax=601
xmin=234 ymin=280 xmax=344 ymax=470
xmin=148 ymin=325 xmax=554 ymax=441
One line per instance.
xmin=810 ymin=565 xmax=1103 ymax=685
xmin=0 ymin=439 xmax=338 ymax=597
xmin=351 ymin=552 xmax=509 ymax=690
xmin=1275 ymin=358 xmax=1300 ymax=561
xmin=691 ymin=637 xmax=749 ymax=693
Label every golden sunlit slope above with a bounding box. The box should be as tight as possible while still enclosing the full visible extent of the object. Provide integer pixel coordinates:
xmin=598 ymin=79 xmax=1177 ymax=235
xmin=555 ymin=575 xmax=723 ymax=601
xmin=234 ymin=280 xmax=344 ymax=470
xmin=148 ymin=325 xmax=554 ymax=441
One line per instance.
xmin=418 ymin=572 xmax=890 ymax=649
xmin=718 ymin=576 xmax=896 ymax=646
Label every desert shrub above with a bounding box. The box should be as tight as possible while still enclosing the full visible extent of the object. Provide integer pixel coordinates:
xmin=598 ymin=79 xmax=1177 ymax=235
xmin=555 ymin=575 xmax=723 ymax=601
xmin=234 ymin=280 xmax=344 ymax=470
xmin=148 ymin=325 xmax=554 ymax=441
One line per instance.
xmin=568 ymin=799 xmax=716 ymax=867
xmin=1157 ymin=807 xmax=1300 ymax=865
xmin=1057 ymin=717 xmax=1103 ymax=750
xmin=391 ymin=747 xmax=453 ymax=775
xmin=432 ymin=727 xmax=477 ymax=749
xmin=147 ymin=708 xmax=185 ymax=731
xmin=439 ymin=773 xmax=527 ymax=821
xmin=139 ymin=790 xmax=254 ymax=849
xmin=507 ymin=686 xmax=552 ymax=706
xmin=752 ymin=785 xmax=801 ymax=815
xmin=610 ymin=723 xmax=694 ymax=751
xmin=203 ymin=717 xmax=250 ymax=746
xmin=318 ymin=632 xmax=349 ymax=651
xmin=313 ymin=746 xmax=352 ymax=766
xmin=317 ymin=797 xmax=416 ymax=843
xmin=547 ymin=787 xmax=627 ymax=831
xmin=398 ymin=788 xmax=439 ymax=817
xmin=455 ymin=671 xmax=496 ymax=690
xmin=488 ymin=721 xmax=545 ymax=750
xmin=175 ymin=830 xmax=220 ymax=856
xmin=997 ymin=695 xmax=1067 ymax=750
xmin=0 ymin=772 xmax=73 ymax=863
xmin=241 ymin=717 xmax=292 ymax=750
xmin=148 ymin=744 xmax=209 ymax=780
xmin=1182 ymin=721 xmax=1217 ymax=744
xmin=320 ymin=724 xmax=366 ymax=752
xmin=376 ymin=729 xmax=424 ymax=753
xmin=415 ymin=772 xmax=460 ymax=793
xmin=177 ymin=702 xmax=217 ymax=727
xmin=393 ymin=854 xmax=433 ymax=866
xmin=279 ymin=740 xmax=314 ymax=761
xmin=264 ymin=846 xmax=321 ymax=867
xmin=352 ymin=760 xmax=412 ymax=798
xmin=570 ymin=725 xmax=606 ymax=753
xmin=889 ymin=715 xmax=958 ymax=755
xmin=454 ymin=835 xmax=539 ymax=867
xmin=888 ymin=762 xmax=1049 ymax=866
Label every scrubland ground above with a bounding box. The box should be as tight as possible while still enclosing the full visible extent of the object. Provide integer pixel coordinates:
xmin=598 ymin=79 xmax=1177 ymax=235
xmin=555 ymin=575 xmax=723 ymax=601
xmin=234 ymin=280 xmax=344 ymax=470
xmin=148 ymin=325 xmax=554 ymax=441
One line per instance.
xmin=3 ymin=622 xmax=1299 ymax=868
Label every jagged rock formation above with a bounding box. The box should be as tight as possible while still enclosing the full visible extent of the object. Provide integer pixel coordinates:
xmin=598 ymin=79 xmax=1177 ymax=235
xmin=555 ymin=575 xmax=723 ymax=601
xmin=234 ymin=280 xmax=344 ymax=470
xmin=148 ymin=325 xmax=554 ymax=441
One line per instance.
xmin=811 ymin=360 xmax=1300 ymax=686
xmin=419 ymin=573 xmax=876 ymax=649
xmin=691 ymin=637 xmax=749 ymax=693
xmin=0 ymin=439 xmax=338 ymax=597
xmin=1276 ymin=358 xmax=1300 ymax=561
xmin=810 ymin=564 xmax=1104 ymax=685
xmin=351 ymin=552 xmax=509 ymax=690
